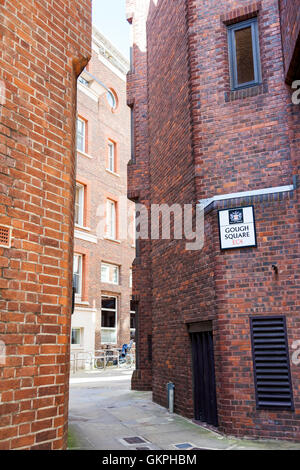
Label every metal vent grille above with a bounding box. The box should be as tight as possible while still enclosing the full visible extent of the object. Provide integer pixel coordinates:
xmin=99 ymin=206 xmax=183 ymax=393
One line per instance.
xmin=250 ymin=316 xmax=294 ymax=410
xmin=0 ymin=226 xmax=10 ymax=247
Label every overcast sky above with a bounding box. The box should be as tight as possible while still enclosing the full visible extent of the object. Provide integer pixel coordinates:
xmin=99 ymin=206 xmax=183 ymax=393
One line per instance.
xmin=92 ymin=0 xmax=130 ymax=59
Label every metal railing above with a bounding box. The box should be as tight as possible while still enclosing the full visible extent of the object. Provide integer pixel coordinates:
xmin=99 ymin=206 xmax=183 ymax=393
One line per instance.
xmin=70 ymin=348 xmax=136 ymax=373
xmin=70 ymin=351 xmax=93 ymax=373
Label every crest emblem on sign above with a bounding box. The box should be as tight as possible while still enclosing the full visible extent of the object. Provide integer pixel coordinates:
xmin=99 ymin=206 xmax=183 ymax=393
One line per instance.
xmin=229 ymin=209 xmax=243 ymax=224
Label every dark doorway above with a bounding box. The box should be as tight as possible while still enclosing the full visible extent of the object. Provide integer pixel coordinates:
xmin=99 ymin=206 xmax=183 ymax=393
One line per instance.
xmin=191 ymin=329 xmax=218 ymax=427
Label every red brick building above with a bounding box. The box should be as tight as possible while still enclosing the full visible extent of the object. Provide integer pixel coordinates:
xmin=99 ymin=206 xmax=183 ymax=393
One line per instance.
xmin=127 ymin=0 xmax=300 ymax=441
xmin=71 ymin=28 xmax=135 ymax=355
xmin=0 ymin=0 xmax=91 ymax=450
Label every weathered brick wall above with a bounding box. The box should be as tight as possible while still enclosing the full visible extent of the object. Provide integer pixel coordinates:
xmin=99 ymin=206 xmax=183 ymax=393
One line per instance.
xmin=129 ymin=0 xmax=300 ymax=441
xmin=279 ymin=0 xmax=300 ymax=84
xmin=127 ymin=0 xmax=153 ymax=390
xmin=75 ymin=43 xmax=135 ymax=351
xmin=0 ymin=0 xmax=91 ymax=450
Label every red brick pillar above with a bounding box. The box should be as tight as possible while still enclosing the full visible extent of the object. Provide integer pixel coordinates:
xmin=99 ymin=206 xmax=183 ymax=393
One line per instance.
xmin=0 ymin=0 xmax=91 ymax=450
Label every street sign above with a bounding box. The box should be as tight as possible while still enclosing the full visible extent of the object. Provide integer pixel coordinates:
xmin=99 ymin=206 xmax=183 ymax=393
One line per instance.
xmin=218 ymin=206 xmax=257 ymax=250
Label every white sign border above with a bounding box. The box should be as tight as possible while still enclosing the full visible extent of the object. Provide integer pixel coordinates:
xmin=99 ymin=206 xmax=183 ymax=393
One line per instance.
xmin=218 ymin=205 xmax=257 ymax=251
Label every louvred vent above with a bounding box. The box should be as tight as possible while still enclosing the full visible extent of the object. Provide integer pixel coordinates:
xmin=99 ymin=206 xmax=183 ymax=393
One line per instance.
xmin=250 ymin=316 xmax=294 ymax=410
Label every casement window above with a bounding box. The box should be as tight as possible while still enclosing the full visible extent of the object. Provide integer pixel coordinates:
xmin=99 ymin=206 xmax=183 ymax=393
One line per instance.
xmin=101 ymin=262 xmax=119 ymax=285
xmin=227 ymin=18 xmax=261 ymax=90
xmin=101 ymin=296 xmax=117 ymax=344
xmin=106 ymin=199 xmax=117 ymax=240
xmin=76 ymin=117 xmax=86 ymax=153
xmin=75 ymin=183 xmax=84 ymax=226
xmin=250 ymin=316 xmax=294 ymax=410
xmin=73 ymin=254 xmax=83 ymax=299
xmin=71 ymin=328 xmax=82 ymax=346
xmin=107 ymin=141 xmax=116 ymax=173
xmin=130 ymin=300 xmax=136 ymax=341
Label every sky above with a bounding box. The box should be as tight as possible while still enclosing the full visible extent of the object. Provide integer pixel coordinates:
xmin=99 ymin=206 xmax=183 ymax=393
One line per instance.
xmin=92 ymin=0 xmax=130 ymax=60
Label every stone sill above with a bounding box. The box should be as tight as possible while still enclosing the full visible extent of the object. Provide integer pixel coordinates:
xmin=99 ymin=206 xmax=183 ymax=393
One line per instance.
xmin=106 ymin=169 xmax=120 ymax=178
xmin=77 ymin=150 xmax=93 ymax=159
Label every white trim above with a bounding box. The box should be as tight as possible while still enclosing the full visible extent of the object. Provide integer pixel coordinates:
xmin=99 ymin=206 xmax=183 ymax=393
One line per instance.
xmin=73 ymin=254 xmax=83 ymax=298
xmin=106 ymin=168 xmax=120 ymax=178
xmin=73 ymin=306 xmax=97 ymax=313
xmin=108 ymin=141 xmax=115 ymax=172
xmin=76 ymin=118 xmax=86 ymax=154
xmin=92 ymin=26 xmax=129 ymax=76
xmin=71 ymin=327 xmax=82 ymax=347
xmin=101 ymin=262 xmax=119 ymax=285
xmin=106 ymin=199 xmax=116 ymax=240
xmin=74 ymin=229 xmax=98 ymax=244
xmin=77 ymin=81 xmax=99 ymax=102
xmin=104 ymin=237 xmax=121 ymax=244
xmin=75 ymin=223 xmax=91 ymax=231
xmin=199 ymin=185 xmax=294 ymax=209
xmin=101 ymin=295 xmax=118 ymax=345
xmin=77 ymin=149 xmax=93 ymax=159
xmin=75 ymin=183 xmax=84 ymax=226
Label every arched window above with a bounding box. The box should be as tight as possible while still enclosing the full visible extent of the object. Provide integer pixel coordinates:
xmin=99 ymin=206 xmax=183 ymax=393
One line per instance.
xmin=106 ymin=89 xmax=117 ymax=109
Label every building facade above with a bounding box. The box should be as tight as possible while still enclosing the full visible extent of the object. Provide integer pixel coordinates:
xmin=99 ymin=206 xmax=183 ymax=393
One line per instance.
xmin=71 ymin=28 xmax=135 ymax=356
xmin=127 ymin=0 xmax=300 ymax=441
xmin=0 ymin=0 xmax=91 ymax=450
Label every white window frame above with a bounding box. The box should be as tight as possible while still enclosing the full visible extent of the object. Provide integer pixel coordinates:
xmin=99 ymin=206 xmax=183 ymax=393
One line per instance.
xmin=130 ymin=302 xmax=136 ymax=341
xmin=106 ymin=199 xmax=116 ymax=240
xmin=77 ymin=117 xmax=86 ymax=153
xmin=71 ymin=327 xmax=82 ymax=346
xmin=73 ymin=254 xmax=83 ymax=300
xmin=107 ymin=90 xmax=116 ymax=109
xmin=107 ymin=141 xmax=115 ymax=173
xmin=101 ymin=262 xmax=119 ymax=285
xmin=101 ymin=295 xmax=117 ymax=345
xmin=75 ymin=183 xmax=85 ymax=227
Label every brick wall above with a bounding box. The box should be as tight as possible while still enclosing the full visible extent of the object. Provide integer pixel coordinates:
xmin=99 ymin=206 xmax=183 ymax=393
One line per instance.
xmin=127 ymin=0 xmax=153 ymax=390
xmin=73 ymin=37 xmax=135 ymax=352
xmin=0 ymin=0 xmax=91 ymax=450
xmin=129 ymin=0 xmax=300 ymax=441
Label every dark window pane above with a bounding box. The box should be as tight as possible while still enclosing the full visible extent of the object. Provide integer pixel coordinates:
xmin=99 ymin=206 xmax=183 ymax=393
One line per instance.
xmin=130 ymin=312 xmax=136 ymax=329
xmin=235 ymin=26 xmax=255 ymax=85
xmin=130 ymin=329 xmax=135 ymax=341
xmin=71 ymin=329 xmax=80 ymax=344
xmin=101 ymin=297 xmax=116 ymax=310
xmin=73 ymin=273 xmax=80 ymax=294
xmin=101 ymin=311 xmax=116 ymax=328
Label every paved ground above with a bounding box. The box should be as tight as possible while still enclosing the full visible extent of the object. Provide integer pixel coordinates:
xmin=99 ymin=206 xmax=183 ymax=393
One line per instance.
xmin=68 ymin=368 xmax=300 ymax=450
